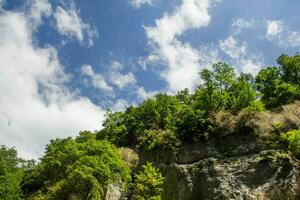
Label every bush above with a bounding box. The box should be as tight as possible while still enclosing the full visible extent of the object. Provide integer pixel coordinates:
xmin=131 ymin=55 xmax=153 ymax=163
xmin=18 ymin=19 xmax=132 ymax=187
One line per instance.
xmin=281 ymin=129 xmax=300 ymax=158
xmin=137 ymin=129 xmax=181 ymax=151
xmin=281 ymin=101 xmax=300 ymax=130
xmin=118 ymin=147 xmax=139 ymax=169
xmin=132 ymin=162 xmax=164 ymax=200
xmin=244 ymin=100 xmax=266 ymax=112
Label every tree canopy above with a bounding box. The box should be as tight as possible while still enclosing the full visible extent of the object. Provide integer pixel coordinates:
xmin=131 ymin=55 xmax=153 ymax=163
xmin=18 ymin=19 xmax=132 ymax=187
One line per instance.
xmin=22 ymin=131 xmax=131 ymax=200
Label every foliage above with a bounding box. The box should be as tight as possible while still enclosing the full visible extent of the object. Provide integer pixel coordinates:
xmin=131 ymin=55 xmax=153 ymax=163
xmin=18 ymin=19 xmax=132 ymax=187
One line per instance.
xmin=196 ymin=62 xmax=257 ymax=113
xmin=0 ymin=145 xmax=24 ymax=200
xmin=137 ymin=129 xmax=181 ymax=151
xmin=97 ymin=111 xmax=127 ymax=144
xmin=118 ymin=147 xmax=139 ymax=169
xmin=132 ymin=162 xmax=164 ymax=200
xmin=256 ymin=54 xmax=300 ymax=108
xmin=281 ymin=129 xmax=300 ymax=158
xmin=244 ymin=100 xmax=266 ymax=112
xmin=23 ymin=131 xmax=131 ymax=200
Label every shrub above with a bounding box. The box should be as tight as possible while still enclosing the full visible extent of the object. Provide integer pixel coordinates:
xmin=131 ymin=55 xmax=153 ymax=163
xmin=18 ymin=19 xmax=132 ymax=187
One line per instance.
xmin=118 ymin=147 xmax=139 ymax=169
xmin=137 ymin=129 xmax=181 ymax=151
xmin=244 ymin=100 xmax=266 ymax=112
xmin=209 ymin=111 xmax=236 ymax=135
xmin=281 ymin=101 xmax=300 ymax=130
xmin=281 ymin=129 xmax=300 ymax=158
xmin=132 ymin=162 xmax=164 ymax=200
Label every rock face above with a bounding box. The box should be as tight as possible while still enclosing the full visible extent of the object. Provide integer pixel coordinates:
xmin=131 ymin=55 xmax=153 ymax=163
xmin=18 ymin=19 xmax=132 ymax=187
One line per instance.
xmin=140 ymin=133 xmax=300 ymax=200
xmin=161 ymin=151 xmax=299 ymax=200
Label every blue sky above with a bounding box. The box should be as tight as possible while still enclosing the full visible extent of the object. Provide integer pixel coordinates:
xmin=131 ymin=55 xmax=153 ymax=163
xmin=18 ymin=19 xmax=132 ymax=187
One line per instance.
xmin=0 ymin=0 xmax=299 ymax=159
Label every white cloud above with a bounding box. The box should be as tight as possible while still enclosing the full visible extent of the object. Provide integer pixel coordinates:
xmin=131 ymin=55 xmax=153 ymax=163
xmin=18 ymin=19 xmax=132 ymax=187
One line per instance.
xmin=231 ymin=18 xmax=254 ymax=35
xmin=109 ymin=72 xmax=136 ymax=90
xmin=0 ymin=3 xmax=104 ymax=159
xmin=108 ymin=61 xmax=137 ymax=89
xmin=219 ymin=36 xmax=262 ymax=75
xmin=266 ymin=20 xmax=283 ymax=40
xmin=265 ymin=20 xmax=300 ymax=48
xmin=145 ymin=0 xmax=218 ymax=92
xmin=54 ymin=4 xmax=98 ymax=47
xmin=130 ymin=0 xmax=154 ymax=8
xmin=136 ymin=86 xmax=158 ymax=100
xmin=81 ymin=65 xmax=113 ymax=93
xmin=219 ymin=36 xmax=246 ymax=59
xmin=27 ymin=0 xmax=52 ymax=28
xmin=287 ymin=31 xmax=300 ymax=47
xmin=111 ymin=99 xmax=129 ymax=112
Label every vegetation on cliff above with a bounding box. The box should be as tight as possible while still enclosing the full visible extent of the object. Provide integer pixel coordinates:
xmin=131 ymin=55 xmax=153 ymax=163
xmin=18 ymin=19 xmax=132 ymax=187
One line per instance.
xmin=1 ymin=54 xmax=300 ymax=199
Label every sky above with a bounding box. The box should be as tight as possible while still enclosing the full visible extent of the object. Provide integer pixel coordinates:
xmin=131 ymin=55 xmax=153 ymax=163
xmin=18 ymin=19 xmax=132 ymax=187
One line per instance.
xmin=0 ymin=0 xmax=299 ymax=159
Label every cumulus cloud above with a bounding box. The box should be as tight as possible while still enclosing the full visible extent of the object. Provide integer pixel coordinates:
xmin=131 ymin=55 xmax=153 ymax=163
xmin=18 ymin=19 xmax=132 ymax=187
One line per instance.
xmin=145 ymin=0 xmax=218 ymax=92
xmin=81 ymin=65 xmax=113 ymax=93
xmin=266 ymin=20 xmax=284 ymax=40
xmin=0 ymin=2 xmax=104 ymax=159
xmin=54 ymin=3 xmax=98 ymax=47
xmin=130 ymin=0 xmax=154 ymax=8
xmin=265 ymin=20 xmax=300 ymax=48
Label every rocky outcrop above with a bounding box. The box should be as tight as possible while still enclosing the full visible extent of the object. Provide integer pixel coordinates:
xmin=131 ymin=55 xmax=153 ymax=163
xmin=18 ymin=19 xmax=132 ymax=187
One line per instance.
xmin=138 ymin=132 xmax=300 ymax=200
xmin=161 ymin=151 xmax=300 ymax=200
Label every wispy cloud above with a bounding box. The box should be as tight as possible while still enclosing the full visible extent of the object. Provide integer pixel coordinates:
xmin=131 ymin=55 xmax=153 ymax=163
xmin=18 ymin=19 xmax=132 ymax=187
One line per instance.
xmin=108 ymin=61 xmax=137 ymax=90
xmin=54 ymin=2 xmax=98 ymax=47
xmin=130 ymin=0 xmax=154 ymax=8
xmin=81 ymin=65 xmax=114 ymax=93
xmin=231 ymin=18 xmax=255 ymax=35
xmin=219 ymin=36 xmax=263 ymax=75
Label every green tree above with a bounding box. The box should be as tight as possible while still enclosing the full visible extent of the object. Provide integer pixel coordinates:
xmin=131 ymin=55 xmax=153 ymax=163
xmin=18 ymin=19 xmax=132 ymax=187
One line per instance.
xmin=278 ymin=54 xmax=300 ymax=85
xmin=96 ymin=111 xmax=127 ymax=144
xmin=132 ymin=162 xmax=164 ymax=200
xmin=23 ymin=132 xmax=131 ymax=200
xmin=0 ymin=145 xmax=24 ymax=200
xmin=256 ymin=66 xmax=299 ymax=108
xmin=196 ymin=62 xmax=257 ymax=113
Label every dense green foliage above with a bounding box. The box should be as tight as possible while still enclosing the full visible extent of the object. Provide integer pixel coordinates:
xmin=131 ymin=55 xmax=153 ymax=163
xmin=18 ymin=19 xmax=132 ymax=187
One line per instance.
xmin=0 ymin=146 xmax=24 ymax=200
xmin=132 ymin=162 xmax=164 ymax=200
xmin=98 ymin=54 xmax=300 ymax=147
xmin=281 ymin=129 xmax=300 ymax=158
xmin=22 ymin=131 xmax=131 ymax=200
xmin=256 ymin=54 xmax=300 ymax=108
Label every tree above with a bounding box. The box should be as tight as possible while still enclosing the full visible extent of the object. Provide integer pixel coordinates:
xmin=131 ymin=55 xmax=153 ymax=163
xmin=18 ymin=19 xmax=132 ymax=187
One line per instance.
xmin=256 ymin=66 xmax=299 ymax=108
xmin=132 ymin=162 xmax=164 ymax=200
xmin=96 ymin=111 xmax=127 ymax=145
xmin=23 ymin=132 xmax=131 ymax=200
xmin=0 ymin=145 xmax=24 ymax=200
xmin=196 ymin=62 xmax=257 ymax=113
xmin=278 ymin=54 xmax=300 ymax=85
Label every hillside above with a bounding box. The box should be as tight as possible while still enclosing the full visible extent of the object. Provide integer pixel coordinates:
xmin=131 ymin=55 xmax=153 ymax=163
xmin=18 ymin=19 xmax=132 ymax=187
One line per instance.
xmin=1 ymin=54 xmax=300 ymax=200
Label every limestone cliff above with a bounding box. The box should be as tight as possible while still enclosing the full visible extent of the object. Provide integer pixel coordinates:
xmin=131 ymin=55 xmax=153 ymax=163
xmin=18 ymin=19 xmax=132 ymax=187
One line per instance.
xmin=138 ymin=132 xmax=300 ymax=200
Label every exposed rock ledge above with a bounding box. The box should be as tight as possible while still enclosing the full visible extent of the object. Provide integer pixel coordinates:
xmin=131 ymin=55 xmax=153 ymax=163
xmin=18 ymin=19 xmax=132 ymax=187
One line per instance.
xmin=161 ymin=150 xmax=300 ymax=200
xmin=137 ymin=132 xmax=300 ymax=200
